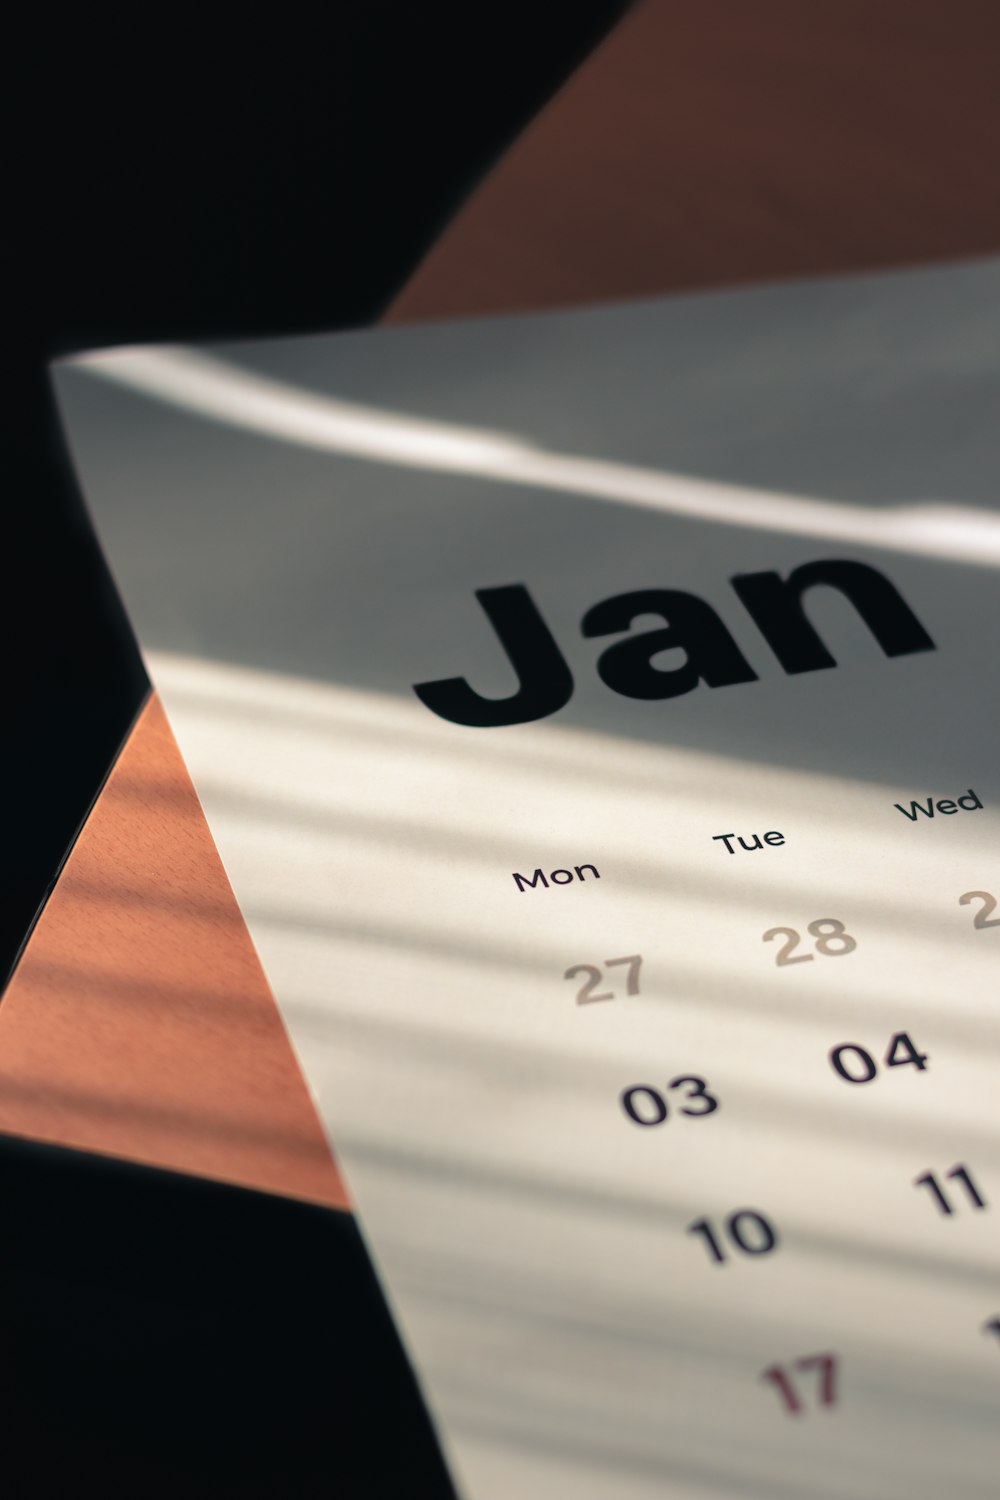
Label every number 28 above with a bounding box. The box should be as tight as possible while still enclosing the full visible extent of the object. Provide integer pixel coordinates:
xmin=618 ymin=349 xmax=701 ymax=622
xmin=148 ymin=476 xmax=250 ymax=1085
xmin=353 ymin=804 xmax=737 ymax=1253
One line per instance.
xmin=764 ymin=919 xmax=857 ymax=966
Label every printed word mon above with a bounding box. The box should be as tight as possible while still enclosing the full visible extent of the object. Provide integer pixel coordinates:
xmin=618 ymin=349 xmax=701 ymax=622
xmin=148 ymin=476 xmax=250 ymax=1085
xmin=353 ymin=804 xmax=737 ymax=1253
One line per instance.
xmin=513 ymin=864 xmax=600 ymax=893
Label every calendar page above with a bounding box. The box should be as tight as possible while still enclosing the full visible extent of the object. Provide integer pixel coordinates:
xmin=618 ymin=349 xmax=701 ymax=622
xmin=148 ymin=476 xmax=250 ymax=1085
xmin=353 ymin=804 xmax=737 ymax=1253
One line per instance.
xmin=55 ymin=258 xmax=1000 ymax=1500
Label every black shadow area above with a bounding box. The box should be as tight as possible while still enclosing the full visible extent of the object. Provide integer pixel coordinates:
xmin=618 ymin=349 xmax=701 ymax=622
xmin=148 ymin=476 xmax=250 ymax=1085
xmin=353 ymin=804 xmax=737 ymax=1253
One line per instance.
xmin=1 ymin=2 xmax=629 ymax=989
xmin=0 ymin=1133 xmax=459 ymax=1500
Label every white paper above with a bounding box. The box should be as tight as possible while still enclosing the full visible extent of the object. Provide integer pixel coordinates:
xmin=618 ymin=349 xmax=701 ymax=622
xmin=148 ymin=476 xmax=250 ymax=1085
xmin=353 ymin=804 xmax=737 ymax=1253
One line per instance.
xmin=56 ymin=259 xmax=1000 ymax=1499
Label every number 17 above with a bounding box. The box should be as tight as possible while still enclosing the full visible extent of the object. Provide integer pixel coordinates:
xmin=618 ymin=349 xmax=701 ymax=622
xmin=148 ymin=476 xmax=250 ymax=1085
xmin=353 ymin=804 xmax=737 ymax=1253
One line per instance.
xmin=762 ymin=1353 xmax=838 ymax=1414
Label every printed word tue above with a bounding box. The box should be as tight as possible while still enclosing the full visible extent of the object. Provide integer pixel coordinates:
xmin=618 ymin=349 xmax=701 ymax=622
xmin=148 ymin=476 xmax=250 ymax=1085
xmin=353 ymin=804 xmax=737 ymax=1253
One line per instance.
xmin=713 ymin=831 xmax=784 ymax=854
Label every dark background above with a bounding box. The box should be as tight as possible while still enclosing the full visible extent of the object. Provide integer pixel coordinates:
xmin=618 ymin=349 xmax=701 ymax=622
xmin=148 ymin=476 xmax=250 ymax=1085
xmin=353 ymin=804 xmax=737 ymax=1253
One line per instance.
xmin=1 ymin=7 xmax=627 ymax=1494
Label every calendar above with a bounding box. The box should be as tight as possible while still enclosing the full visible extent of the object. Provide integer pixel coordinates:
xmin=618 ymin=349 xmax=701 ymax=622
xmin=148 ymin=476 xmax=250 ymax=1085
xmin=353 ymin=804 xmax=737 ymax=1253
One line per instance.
xmin=55 ymin=257 xmax=1000 ymax=1499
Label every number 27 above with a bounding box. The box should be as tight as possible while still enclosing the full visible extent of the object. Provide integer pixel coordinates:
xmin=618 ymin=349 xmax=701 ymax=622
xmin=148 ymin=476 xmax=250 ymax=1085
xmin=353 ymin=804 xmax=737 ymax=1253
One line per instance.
xmin=565 ymin=954 xmax=642 ymax=1004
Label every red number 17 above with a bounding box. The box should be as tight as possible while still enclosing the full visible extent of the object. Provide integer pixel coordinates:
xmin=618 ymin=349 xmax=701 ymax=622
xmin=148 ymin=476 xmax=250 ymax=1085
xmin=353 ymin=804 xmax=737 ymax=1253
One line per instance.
xmin=762 ymin=1353 xmax=838 ymax=1414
